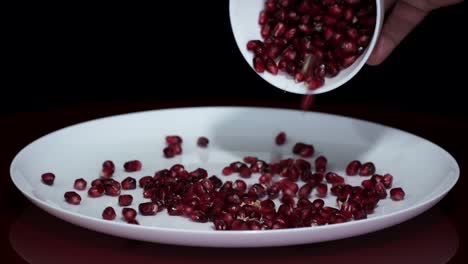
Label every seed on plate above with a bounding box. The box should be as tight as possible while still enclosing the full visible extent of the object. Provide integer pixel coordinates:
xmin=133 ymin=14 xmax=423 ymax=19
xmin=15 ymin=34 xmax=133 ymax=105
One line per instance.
xmin=102 ymin=206 xmax=116 ymax=220
xmin=275 ymin=132 xmax=286 ymax=145
xmin=41 ymin=172 xmax=55 ymax=185
xmin=74 ymin=178 xmax=87 ymax=190
xmin=88 ymin=186 xmax=104 ymax=197
xmin=124 ymin=160 xmax=142 ymax=172
xmin=122 ymin=208 xmax=137 ymax=221
xmin=121 ymin=177 xmax=137 ymax=190
xmin=390 ymin=187 xmax=405 ymax=201
xmin=197 ymin=137 xmax=209 ymax=148
xmin=64 ymin=191 xmax=81 ymax=205
xmin=119 ymin=195 xmax=133 ymax=206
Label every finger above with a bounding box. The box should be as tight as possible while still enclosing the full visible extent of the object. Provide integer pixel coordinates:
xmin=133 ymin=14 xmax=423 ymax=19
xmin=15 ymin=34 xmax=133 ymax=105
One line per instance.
xmin=367 ymin=0 xmax=428 ymax=65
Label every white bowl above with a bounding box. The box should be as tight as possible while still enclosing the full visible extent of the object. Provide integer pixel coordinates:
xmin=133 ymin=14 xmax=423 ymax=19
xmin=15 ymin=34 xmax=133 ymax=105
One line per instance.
xmin=229 ymin=0 xmax=385 ymax=94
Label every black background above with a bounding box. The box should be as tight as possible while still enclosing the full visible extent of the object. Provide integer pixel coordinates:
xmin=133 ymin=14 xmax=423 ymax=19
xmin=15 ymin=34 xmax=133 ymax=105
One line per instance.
xmin=5 ymin=1 xmax=467 ymax=116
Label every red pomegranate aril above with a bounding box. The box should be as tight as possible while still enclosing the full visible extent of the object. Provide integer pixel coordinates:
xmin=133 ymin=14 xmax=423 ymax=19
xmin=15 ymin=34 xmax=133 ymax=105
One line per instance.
xmin=272 ymin=22 xmax=286 ymax=37
xmin=267 ymin=184 xmax=281 ymax=199
xmin=298 ymin=183 xmax=313 ymax=199
xmin=190 ymin=210 xmax=208 ymax=223
xmin=298 ymin=24 xmax=313 ymax=34
xmin=326 ymin=62 xmax=339 ymax=77
xmin=105 ymin=185 xmax=121 ymax=196
xmin=284 ymin=27 xmax=297 ymax=40
xmin=275 ymin=132 xmax=286 ymax=145
xmin=122 ymin=208 xmax=137 ymax=221
xmin=259 ymin=173 xmax=273 ymax=185
xmin=316 ymin=183 xmax=328 ymax=197
xmin=239 ymin=165 xmax=252 ymax=178
xmin=165 ymin=135 xmax=182 ymax=145
xmin=346 ymin=160 xmax=361 ymax=176
xmin=214 ymin=220 xmax=228 ymax=230
xmin=390 ymin=188 xmax=405 ymax=201
xmin=91 ymin=179 xmax=103 ymax=187
xmin=102 ymin=206 xmax=116 ymax=220
xmin=139 ymin=202 xmax=158 ymax=216
xmin=346 ymin=28 xmax=359 ymax=39
xmin=74 ymin=178 xmax=87 ymax=190
xmin=249 ymin=184 xmax=267 ymax=199
xmin=278 ymin=59 xmax=289 ymax=72
xmin=307 ymin=76 xmax=324 ymax=90
xmin=266 ymin=58 xmax=279 ymax=75
xmin=163 ymin=147 xmax=175 ymax=158
xmin=329 ymin=4 xmax=343 ymax=16
xmin=253 ymin=56 xmax=266 ymax=73
xmin=64 ymin=191 xmax=81 ymax=205
xmin=100 ymin=160 xmax=115 ymax=178
xmin=295 ymin=72 xmax=305 ymax=82
xmin=340 ymin=41 xmax=358 ymax=56
xmin=88 ymin=186 xmax=104 ymax=197
xmin=248 ymin=221 xmax=262 ymax=230
xmin=361 ymin=179 xmax=374 ymax=189
xmin=124 ymin=160 xmax=142 ymax=172
xmin=371 ymin=174 xmax=383 ymax=184
xmin=121 ymin=177 xmax=136 ymax=190
xmin=359 ymin=162 xmax=376 ymax=176
xmin=208 ymin=175 xmax=223 ymax=189
xmin=382 ymin=174 xmax=394 ymax=189
xmin=315 ymin=155 xmax=327 ymax=173
xmin=197 ymin=137 xmax=209 ymax=148
xmin=247 ymin=40 xmax=263 ymax=51
xmin=127 ymin=219 xmax=139 ymax=225
xmin=261 ymin=23 xmax=272 ymax=38
xmin=231 ymin=220 xmax=249 ymax=230
xmin=243 ymin=156 xmax=258 ymax=164
xmin=358 ymin=35 xmax=371 ymax=46
xmin=341 ymin=55 xmax=357 ymax=68
xmin=324 ymin=15 xmax=337 ymax=25
xmin=258 ymin=11 xmax=268 ymax=25
xmin=374 ymin=182 xmax=387 ymax=199
xmin=119 ymin=194 xmax=133 ymax=206
xmin=41 ymin=172 xmax=55 ymax=185
xmin=222 ymin=166 xmax=233 ymax=176
xmin=230 ymin=179 xmax=246 ymax=193
xmin=138 ymin=176 xmax=152 ymax=188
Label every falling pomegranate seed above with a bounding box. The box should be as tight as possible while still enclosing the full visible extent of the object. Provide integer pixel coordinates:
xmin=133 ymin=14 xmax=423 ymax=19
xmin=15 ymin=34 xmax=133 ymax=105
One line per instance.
xmin=197 ymin=137 xmax=209 ymax=148
xmin=71 ymin=178 xmax=87 ymax=191
xmin=122 ymin=208 xmax=137 ymax=221
xmin=359 ymin=162 xmax=376 ymax=176
xmin=300 ymin=95 xmax=315 ymax=111
xmin=118 ymin=194 xmax=133 ymax=206
xmin=64 ymin=191 xmax=81 ymax=205
xmin=102 ymin=206 xmax=116 ymax=220
xmin=41 ymin=172 xmax=55 ymax=185
xmin=390 ymin=188 xmax=405 ymax=201
xmin=139 ymin=202 xmax=158 ymax=216
xmin=124 ymin=160 xmax=142 ymax=172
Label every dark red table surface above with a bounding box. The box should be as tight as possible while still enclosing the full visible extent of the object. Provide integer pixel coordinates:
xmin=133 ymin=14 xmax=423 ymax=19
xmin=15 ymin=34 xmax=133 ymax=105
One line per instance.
xmin=1 ymin=100 xmax=466 ymax=264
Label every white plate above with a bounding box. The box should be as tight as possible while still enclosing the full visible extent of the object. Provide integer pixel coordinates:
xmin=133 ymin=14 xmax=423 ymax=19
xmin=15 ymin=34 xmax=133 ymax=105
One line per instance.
xmin=10 ymin=107 xmax=459 ymax=247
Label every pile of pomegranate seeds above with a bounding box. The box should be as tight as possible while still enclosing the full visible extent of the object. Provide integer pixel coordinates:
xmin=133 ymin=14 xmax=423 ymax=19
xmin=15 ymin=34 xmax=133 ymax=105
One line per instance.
xmin=44 ymin=132 xmax=406 ymax=230
xmin=248 ymin=0 xmax=376 ymax=90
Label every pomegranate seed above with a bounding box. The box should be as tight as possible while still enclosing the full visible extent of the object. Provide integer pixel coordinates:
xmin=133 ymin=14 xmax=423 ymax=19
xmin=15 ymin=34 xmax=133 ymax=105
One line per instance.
xmin=214 ymin=220 xmax=228 ymax=230
xmin=298 ymin=183 xmax=313 ymax=199
xmin=163 ymin=147 xmax=175 ymax=158
xmin=139 ymin=202 xmax=158 ymax=216
xmin=104 ymin=185 xmax=121 ymax=196
xmin=359 ymin=162 xmax=376 ymax=176
xmin=139 ymin=176 xmax=153 ymax=188
xmin=231 ymin=220 xmax=249 ymax=230
xmin=64 ymin=191 xmax=81 ymax=205
xmin=312 ymin=199 xmax=325 ymax=209
xmin=390 ymin=188 xmax=405 ymax=201
xmin=267 ymin=184 xmax=281 ymax=199
xmin=258 ymin=11 xmax=268 ymax=25
xmin=239 ymin=165 xmax=252 ymax=178
xmin=275 ymin=132 xmax=286 ymax=145
xmin=295 ymin=72 xmax=305 ymax=82
xmin=118 ymin=194 xmax=133 ymax=206
xmin=341 ymin=55 xmax=357 ymax=68
xmin=243 ymin=156 xmax=257 ymax=164
xmin=232 ymin=179 xmax=246 ymax=193
xmin=102 ymin=206 xmax=116 ymax=220
xmin=124 ymin=160 xmax=142 ymax=172
xmin=88 ymin=186 xmax=104 ymax=197
xmin=358 ymin=35 xmax=371 ymax=46
xmin=222 ymin=166 xmax=233 ymax=176
xmin=315 ymin=155 xmax=327 ymax=173
xmin=382 ymin=173 xmax=394 ymax=189
xmin=253 ymin=56 xmax=266 ymax=73
xmin=191 ymin=211 xmax=208 ymax=223
xmin=259 ymin=173 xmax=272 ymax=185
xmin=166 ymin=135 xmax=182 ymax=145
xmin=329 ymin=4 xmax=343 ymax=16
xmin=197 ymin=137 xmax=209 ymax=148
xmin=91 ymin=179 xmax=103 ymax=187
xmin=346 ymin=28 xmax=359 ymax=39
xmin=316 ymin=183 xmax=327 ymax=197
xmin=41 ymin=172 xmax=55 ymax=185
xmin=284 ymin=27 xmax=297 ymax=40
xmin=208 ymin=176 xmax=223 ymax=189
xmin=300 ymin=95 xmax=315 ymax=111
xmin=73 ymin=178 xmax=87 ymax=190
xmin=346 ymin=160 xmax=361 ymax=176
xmin=261 ymin=23 xmax=272 ymax=38
xmin=361 ymin=179 xmax=374 ymax=189
xmin=266 ymin=58 xmax=279 ymax=75
xmin=273 ymin=22 xmax=286 ymax=37
xmin=121 ymin=177 xmax=136 ymax=190
xmin=298 ymin=24 xmax=313 ymax=34
xmin=100 ymin=160 xmax=115 ymax=178
xmin=307 ymin=76 xmax=324 ymax=90
xmin=374 ymin=182 xmax=387 ymax=199
xmin=122 ymin=208 xmax=137 ymax=221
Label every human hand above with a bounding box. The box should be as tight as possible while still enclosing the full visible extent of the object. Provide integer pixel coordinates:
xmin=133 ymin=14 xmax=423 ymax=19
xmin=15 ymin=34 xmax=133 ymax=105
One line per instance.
xmin=367 ymin=0 xmax=463 ymax=65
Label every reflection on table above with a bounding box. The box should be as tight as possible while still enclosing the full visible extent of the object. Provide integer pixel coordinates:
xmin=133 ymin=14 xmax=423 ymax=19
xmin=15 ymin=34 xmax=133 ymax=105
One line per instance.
xmin=9 ymin=205 xmax=457 ymax=264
